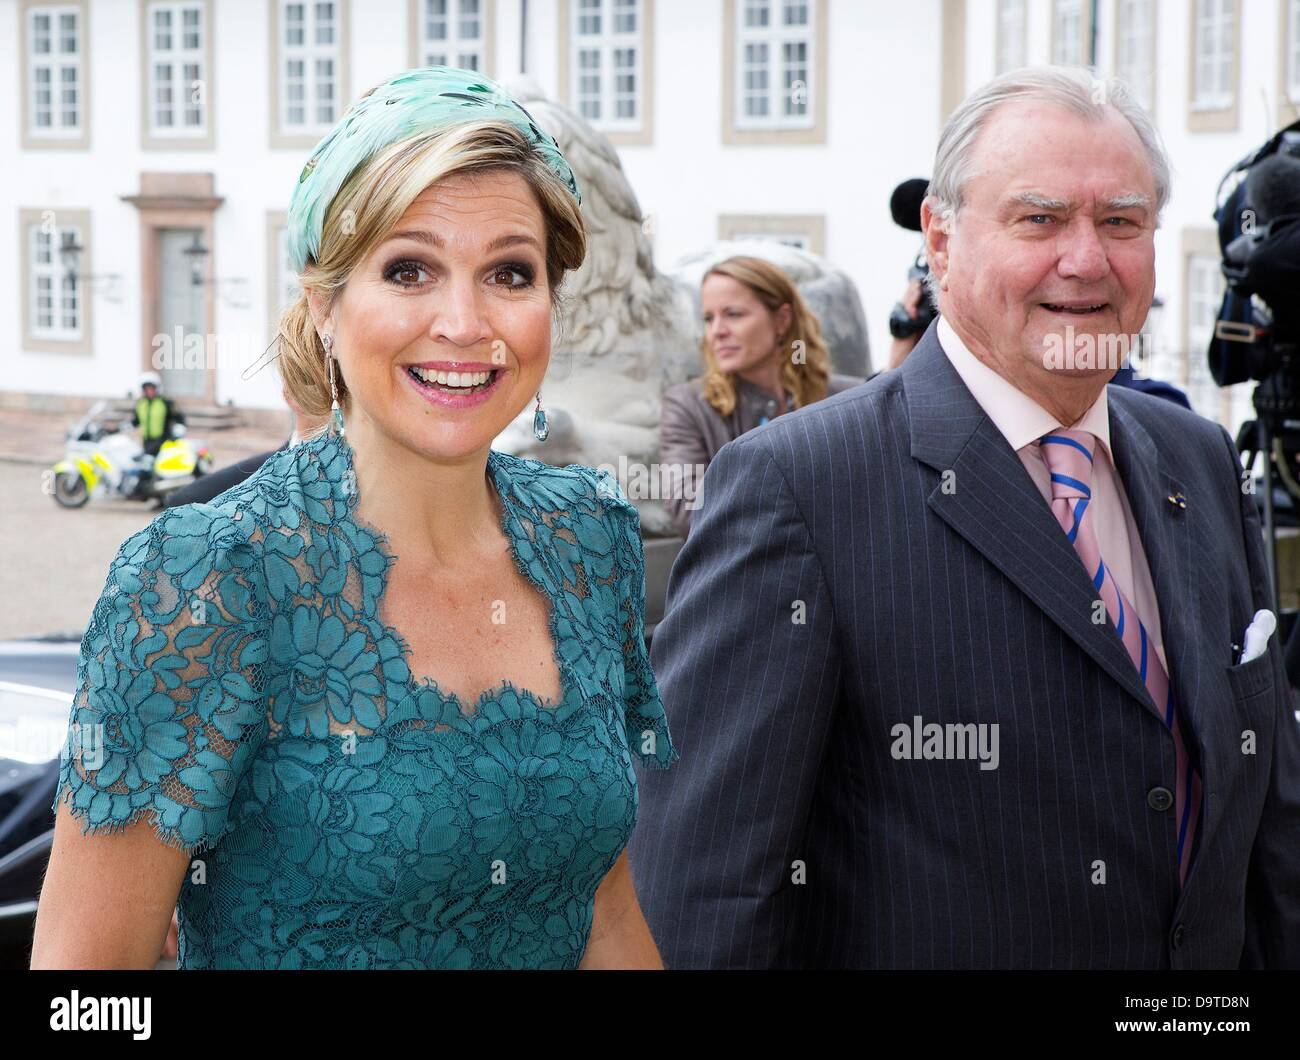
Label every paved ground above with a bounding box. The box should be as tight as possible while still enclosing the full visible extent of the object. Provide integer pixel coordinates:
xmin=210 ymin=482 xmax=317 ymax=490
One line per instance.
xmin=0 ymin=459 xmax=152 ymax=639
xmin=0 ymin=411 xmax=285 ymax=640
xmin=0 ymin=410 xmax=687 ymax=641
xmin=0 ymin=409 xmax=284 ymax=467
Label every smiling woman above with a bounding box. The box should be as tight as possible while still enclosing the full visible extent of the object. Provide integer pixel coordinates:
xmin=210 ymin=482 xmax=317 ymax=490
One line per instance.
xmin=33 ymin=67 xmax=676 ymax=972
xmin=304 ymin=165 xmax=560 ymax=462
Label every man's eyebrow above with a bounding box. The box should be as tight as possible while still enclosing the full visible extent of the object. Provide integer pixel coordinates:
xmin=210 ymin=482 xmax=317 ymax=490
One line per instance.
xmin=1099 ymin=193 xmax=1152 ymax=211
xmin=380 ymin=230 xmax=543 ymax=253
xmin=1000 ymin=192 xmax=1153 ymax=214
xmin=1005 ymin=192 xmax=1073 ymax=212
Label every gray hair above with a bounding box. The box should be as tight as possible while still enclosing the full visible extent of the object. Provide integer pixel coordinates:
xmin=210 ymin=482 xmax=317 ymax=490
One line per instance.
xmin=928 ymin=65 xmax=1171 ymax=223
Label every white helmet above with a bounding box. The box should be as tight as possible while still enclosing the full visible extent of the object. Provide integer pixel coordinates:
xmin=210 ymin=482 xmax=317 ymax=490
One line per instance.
xmin=138 ymin=371 xmax=162 ymax=392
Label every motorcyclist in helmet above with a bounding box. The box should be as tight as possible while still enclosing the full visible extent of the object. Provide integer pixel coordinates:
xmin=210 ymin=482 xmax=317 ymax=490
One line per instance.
xmin=133 ymin=372 xmax=186 ymax=454
xmin=129 ymin=372 xmax=186 ymax=498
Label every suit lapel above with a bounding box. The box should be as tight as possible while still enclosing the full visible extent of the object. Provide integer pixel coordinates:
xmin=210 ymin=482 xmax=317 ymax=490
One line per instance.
xmin=901 ymin=325 xmax=1165 ymax=722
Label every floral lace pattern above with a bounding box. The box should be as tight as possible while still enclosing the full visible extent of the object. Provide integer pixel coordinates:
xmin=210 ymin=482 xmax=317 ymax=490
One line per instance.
xmin=51 ymin=430 xmax=676 ymax=969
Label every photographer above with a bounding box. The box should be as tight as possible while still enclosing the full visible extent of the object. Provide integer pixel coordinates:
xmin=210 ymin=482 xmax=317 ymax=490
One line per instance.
xmin=886 ymin=178 xmax=938 ymax=368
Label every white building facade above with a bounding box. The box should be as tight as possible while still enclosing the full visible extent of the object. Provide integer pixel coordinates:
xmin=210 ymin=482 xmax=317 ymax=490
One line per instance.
xmin=5 ymin=0 xmax=1299 ymax=434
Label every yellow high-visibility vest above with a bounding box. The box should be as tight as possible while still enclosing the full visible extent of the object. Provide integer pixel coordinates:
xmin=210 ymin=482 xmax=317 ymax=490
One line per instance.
xmin=136 ymin=396 xmax=168 ymax=439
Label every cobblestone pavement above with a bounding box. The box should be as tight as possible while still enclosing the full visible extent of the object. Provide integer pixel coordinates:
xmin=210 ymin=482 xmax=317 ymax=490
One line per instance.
xmin=0 ymin=410 xmax=285 ymax=640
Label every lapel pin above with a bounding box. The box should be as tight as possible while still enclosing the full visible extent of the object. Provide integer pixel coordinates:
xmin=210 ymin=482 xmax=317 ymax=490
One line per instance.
xmin=1166 ymin=492 xmax=1187 ymax=513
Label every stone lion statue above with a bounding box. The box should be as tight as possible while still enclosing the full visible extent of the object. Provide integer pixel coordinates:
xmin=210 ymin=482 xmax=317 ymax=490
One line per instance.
xmin=493 ymin=79 xmax=871 ymax=536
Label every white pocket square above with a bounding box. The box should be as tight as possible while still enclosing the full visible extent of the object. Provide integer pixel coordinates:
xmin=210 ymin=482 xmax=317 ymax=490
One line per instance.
xmin=1239 ymin=609 xmax=1277 ymax=664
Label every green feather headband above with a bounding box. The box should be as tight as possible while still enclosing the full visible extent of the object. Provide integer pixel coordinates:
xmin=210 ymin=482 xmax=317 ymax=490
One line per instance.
xmin=286 ymin=65 xmax=581 ymax=274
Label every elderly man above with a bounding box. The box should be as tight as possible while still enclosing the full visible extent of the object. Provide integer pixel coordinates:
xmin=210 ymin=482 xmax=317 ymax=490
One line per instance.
xmin=629 ymin=67 xmax=1300 ymax=969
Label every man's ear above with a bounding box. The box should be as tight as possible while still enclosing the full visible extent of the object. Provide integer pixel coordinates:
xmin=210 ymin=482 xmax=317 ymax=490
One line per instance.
xmin=921 ymin=196 xmax=950 ymax=292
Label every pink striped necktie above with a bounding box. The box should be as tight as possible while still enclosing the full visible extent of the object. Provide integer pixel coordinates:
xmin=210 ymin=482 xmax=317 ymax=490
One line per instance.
xmin=1039 ymin=429 xmax=1201 ymax=887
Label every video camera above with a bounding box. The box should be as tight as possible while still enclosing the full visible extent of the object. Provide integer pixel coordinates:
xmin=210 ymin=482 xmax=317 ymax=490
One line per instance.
xmin=1209 ymin=119 xmax=1300 ymax=388
xmin=1208 ymin=117 xmax=1300 ymax=662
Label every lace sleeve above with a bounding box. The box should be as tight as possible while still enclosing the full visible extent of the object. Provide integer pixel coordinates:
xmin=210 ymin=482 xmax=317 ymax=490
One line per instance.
xmin=593 ymin=471 xmax=678 ymax=770
xmin=50 ymin=503 xmax=271 ymax=855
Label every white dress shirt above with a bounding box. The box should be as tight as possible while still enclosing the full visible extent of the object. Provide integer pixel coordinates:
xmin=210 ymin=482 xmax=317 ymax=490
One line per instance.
xmin=937 ymin=317 xmax=1168 ymax=672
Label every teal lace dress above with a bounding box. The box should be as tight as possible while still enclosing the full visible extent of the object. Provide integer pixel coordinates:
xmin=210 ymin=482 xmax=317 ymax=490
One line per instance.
xmin=51 ymin=429 xmax=677 ymax=969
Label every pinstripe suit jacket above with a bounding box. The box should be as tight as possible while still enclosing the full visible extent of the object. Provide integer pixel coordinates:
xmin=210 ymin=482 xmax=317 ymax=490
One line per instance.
xmin=628 ymin=322 xmax=1300 ymax=969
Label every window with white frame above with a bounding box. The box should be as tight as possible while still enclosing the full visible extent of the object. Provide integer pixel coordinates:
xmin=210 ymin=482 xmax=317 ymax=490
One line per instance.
xmin=570 ymin=0 xmax=643 ymax=130
xmin=1288 ymin=0 xmax=1300 ymax=102
xmin=1185 ymin=254 xmax=1223 ymax=412
xmin=28 ymin=5 xmax=83 ymax=137
xmin=996 ymin=0 xmax=1027 ymax=74
xmin=280 ymin=1 xmax=340 ymax=135
xmin=147 ymin=2 xmax=206 ymax=136
xmin=1115 ymin=0 xmax=1154 ymax=111
xmin=419 ymin=0 xmax=485 ymax=71
xmin=734 ymin=0 xmax=815 ymax=130
xmin=1192 ymin=0 xmax=1233 ymax=110
xmin=29 ymin=220 xmax=83 ymax=340
xmin=1052 ymin=0 xmax=1086 ymax=67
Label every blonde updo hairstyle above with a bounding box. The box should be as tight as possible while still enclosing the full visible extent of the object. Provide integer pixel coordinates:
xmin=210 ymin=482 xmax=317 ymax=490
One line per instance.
xmin=698 ymin=255 xmax=832 ymax=418
xmin=277 ymin=117 xmax=587 ymax=420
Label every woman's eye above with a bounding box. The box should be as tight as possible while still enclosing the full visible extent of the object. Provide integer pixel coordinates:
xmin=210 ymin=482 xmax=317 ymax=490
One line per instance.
xmin=487 ymin=264 xmax=534 ymax=288
xmin=384 ymin=261 xmax=429 ymax=287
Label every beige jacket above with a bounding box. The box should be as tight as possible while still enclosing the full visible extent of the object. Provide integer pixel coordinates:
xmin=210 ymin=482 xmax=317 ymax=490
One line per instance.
xmin=658 ymin=372 xmax=864 ymax=537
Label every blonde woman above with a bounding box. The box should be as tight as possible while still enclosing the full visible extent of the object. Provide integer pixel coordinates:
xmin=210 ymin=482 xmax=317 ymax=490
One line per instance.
xmin=659 ymin=256 xmax=860 ymax=536
xmin=32 ymin=67 xmax=676 ymax=970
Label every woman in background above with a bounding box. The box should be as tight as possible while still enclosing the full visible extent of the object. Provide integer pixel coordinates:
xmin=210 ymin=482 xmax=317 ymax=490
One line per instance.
xmin=659 ymin=256 xmax=859 ymax=537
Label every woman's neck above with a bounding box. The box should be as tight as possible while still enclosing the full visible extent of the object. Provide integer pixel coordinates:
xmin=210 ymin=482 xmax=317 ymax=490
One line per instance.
xmin=343 ymin=405 xmax=502 ymax=569
xmin=735 ymin=352 xmax=788 ymax=409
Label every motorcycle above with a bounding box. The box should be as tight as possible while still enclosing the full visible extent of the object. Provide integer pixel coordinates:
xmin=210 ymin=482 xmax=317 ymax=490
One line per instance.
xmin=48 ymin=401 xmax=213 ymax=509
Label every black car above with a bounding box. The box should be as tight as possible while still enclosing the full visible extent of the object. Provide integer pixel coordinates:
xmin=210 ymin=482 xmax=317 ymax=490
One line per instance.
xmin=0 ymin=638 xmax=78 ymax=969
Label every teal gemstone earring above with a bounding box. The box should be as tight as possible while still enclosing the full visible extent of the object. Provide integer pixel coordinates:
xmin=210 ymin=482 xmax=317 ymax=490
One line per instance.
xmin=323 ymin=334 xmax=345 ymax=436
xmin=532 ymin=391 xmax=548 ymax=442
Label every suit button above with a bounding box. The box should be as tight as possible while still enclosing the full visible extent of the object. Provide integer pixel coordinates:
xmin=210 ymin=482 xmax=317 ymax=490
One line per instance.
xmin=1171 ymin=923 xmax=1186 ymax=948
xmin=1147 ymin=786 xmax=1174 ymax=811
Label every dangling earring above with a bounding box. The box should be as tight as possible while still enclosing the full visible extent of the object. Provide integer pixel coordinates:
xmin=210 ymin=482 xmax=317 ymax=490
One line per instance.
xmin=323 ymin=334 xmax=345 ymax=436
xmin=532 ymin=390 xmax=549 ymax=442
